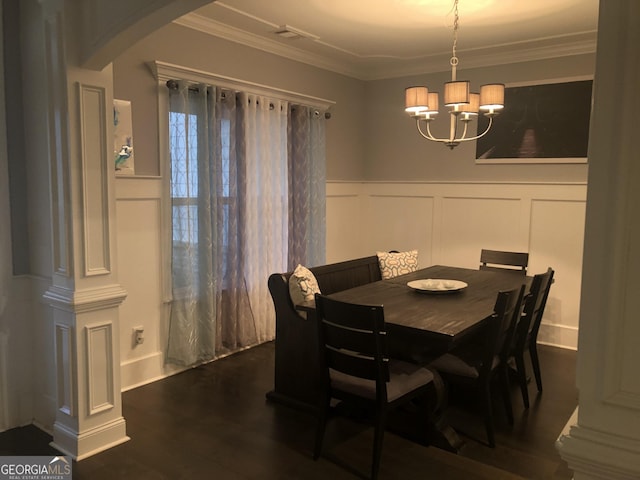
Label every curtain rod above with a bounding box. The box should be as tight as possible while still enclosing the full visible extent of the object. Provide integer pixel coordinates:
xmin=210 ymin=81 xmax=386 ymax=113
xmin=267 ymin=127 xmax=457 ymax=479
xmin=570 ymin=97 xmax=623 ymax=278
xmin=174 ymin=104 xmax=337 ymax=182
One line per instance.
xmin=165 ymin=80 xmax=331 ymax=119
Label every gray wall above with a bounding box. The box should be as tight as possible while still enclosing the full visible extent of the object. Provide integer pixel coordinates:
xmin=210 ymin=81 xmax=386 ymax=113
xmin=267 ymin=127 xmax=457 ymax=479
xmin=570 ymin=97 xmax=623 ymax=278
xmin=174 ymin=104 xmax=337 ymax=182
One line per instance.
xmin=364 ymin=54 xmax=595 ymax=182
xmin=113 ymin=22 xmax=367 ymax=180
xmin=114 ymin=23 xmax=595 ymax=183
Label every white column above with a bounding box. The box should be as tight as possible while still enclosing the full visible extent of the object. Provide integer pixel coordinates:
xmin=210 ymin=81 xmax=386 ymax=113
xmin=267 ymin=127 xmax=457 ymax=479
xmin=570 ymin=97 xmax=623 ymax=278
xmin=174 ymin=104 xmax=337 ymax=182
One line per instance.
xmin=39 ymin=0 xmax=129 ymax=459
xmin=556 ymin=1 xmax=640 ymax=478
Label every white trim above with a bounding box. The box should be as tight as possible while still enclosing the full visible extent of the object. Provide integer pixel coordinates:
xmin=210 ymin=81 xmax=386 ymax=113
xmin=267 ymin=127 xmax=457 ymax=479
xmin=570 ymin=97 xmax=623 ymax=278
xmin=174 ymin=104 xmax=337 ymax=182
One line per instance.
xmin=44 ymin=284 xmax=128 ymax=313
xmin=120 ymin=352 xmax=188 ymax=392
xmin=45 ymin=9 xmax=72 ymax=277
xmin=326 ymin=180 xmax=585 ymax=351
xmin=149 ymin=60 xmax=335 ymax=111
xmin=476 ymin=157 xmax=588 ymax=165
xmin=55 ymin=323 xmax=75 ymax=416
xmin=173 ymin=14 xmax=362 ymax=80
xmin=558 ymin=422 xmax=640 ymax=480
xmin=78 ymin=83 xmax=112 ymax=276
xmin=85 ymin=322 xmax=115 ymax=415
xmin=51 ymin=417 xmax=129 ymax=461
xmin=327 ymin=179 xmax=588 ymax=187
xmin=475 ymin=76 xmax=593 ymax=165
xmin=174 ymin=13 xmax=597 ymax=81
xmin=503 ymin=74 xmax=594 ymax=89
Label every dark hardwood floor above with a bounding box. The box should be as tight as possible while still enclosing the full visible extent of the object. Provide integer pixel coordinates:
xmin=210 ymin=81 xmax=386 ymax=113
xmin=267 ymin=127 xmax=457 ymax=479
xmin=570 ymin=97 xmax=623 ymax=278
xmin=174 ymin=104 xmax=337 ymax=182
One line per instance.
xmin=1 ymin=342 xmax=577 ymax=479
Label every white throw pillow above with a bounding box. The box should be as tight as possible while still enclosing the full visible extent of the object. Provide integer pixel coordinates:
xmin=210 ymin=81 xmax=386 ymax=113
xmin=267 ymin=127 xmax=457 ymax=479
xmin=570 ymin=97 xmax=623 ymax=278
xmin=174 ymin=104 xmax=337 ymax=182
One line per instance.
xmin=288 ymin=264 xmax=321 ymax=312
xmin=376 ymin=250 xmax=419 ymax=280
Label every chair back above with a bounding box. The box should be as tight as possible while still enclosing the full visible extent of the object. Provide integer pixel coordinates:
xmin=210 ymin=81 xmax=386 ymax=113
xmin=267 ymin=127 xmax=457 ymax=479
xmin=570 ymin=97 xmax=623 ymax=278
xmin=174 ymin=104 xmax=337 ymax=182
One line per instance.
xmin=515 ymin=268 xmax=555 ymax=351
xmin=314 ymin=294 xmax=389 ymax=398
xmin=480 ymin=249 xmax=529 ymax=275
xmin=480 ymin=285 xmax=525 ymax=377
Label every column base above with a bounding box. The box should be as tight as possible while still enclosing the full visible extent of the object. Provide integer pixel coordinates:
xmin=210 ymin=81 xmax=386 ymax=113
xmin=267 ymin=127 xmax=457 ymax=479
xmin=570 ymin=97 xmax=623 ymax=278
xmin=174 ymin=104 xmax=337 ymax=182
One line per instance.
xmin=557 ymin=414 xmax=640 ymax=480
xmin=51 ymin=417 xmax=129 ymax=460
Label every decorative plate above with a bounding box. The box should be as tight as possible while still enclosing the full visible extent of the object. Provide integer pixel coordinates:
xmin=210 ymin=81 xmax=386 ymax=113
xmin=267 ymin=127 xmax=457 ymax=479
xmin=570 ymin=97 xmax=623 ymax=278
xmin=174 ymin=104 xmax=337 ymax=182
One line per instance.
xmin=407 ymin=279 xmax=468 ymax=293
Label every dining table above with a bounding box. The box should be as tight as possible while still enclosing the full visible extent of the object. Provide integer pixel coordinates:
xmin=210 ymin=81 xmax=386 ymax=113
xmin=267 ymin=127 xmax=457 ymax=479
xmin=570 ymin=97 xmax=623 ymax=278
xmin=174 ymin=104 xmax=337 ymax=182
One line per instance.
xmin=299 ymin=264 xmax=531 ymax=451
xmin=327 ymin=264 xmax=531 ymax=362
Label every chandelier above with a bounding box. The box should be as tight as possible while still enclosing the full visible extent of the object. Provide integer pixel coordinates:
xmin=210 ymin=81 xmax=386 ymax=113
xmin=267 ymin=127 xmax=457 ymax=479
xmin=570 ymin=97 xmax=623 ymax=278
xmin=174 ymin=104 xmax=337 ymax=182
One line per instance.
xmin=404 ymin=0 xmax=504 ymax=149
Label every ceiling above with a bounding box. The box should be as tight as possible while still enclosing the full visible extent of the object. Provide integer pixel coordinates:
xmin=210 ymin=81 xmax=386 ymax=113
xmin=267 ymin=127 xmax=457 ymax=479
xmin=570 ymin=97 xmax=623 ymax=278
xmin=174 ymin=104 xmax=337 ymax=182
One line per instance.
xmin=175 ymin=0 xmax=599 ymax=80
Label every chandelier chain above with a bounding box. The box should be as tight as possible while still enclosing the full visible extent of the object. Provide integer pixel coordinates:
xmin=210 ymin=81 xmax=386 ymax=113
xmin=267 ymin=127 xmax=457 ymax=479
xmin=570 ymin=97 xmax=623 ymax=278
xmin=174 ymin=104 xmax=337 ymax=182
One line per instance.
xmin=450 ymin=0 xmax=460 ymax=71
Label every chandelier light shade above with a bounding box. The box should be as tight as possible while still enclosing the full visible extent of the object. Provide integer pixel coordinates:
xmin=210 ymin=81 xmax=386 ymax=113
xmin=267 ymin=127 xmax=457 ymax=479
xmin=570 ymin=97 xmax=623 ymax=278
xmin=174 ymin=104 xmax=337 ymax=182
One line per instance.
xmin=405 ymin=86 xmax=429 ymax=114
xmin=460 ymin=93 xmax=480 ymax=117
xmin=404 ymin=0 xmax=505 ymax=149
xmin=444 ymin=81 xmax=470 ymax=107
xmin=426 ymin=92 xmax=440 ymax=115
xmin=479 ymin=84 xmax=505 ymax=112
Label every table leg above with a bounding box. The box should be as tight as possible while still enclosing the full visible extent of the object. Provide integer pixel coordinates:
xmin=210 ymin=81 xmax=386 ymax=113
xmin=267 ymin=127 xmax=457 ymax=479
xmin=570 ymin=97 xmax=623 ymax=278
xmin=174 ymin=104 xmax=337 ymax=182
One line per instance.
xmin=388 ymin=368 xmax=464 ymax=452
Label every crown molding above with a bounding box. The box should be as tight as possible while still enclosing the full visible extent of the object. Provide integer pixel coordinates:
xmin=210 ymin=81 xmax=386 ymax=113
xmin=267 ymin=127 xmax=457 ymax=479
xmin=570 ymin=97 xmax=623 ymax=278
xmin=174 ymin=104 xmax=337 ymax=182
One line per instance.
xmin=173 ymin=14 xmax=362 ymax=79
xmin=369 ymin=32 xmax=597 ymax=80
xmin=174 ymin=13 xmax=597 ymax=81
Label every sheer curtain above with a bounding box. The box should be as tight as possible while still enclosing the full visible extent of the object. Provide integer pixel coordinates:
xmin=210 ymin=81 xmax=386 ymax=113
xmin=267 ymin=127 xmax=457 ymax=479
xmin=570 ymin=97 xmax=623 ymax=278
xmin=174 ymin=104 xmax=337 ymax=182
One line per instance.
xmin=288 ymin=106 xmax=326 ymax=269
xmin=166 ymin=81 xmax=325 ymax=366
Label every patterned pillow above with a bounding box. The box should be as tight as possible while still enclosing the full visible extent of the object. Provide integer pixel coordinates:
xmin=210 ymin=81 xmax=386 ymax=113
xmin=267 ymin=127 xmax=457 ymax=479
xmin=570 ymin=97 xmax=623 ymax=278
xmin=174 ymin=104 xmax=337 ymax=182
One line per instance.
xmin=376 ymin=250 xmax=419 ymax=279
xmin=288 ymin=264 xmax=321 ymax=313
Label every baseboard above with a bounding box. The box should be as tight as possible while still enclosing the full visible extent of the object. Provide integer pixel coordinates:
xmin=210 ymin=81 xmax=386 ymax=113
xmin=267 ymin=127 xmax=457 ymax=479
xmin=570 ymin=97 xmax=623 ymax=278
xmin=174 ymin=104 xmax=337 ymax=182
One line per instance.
xmin=120 ymin=351 xmax=188 ymax=392
xmin=538 ymin=322 xmax=578 ymax=350
xmin=51 ymin=417 xmax=129 ymax=460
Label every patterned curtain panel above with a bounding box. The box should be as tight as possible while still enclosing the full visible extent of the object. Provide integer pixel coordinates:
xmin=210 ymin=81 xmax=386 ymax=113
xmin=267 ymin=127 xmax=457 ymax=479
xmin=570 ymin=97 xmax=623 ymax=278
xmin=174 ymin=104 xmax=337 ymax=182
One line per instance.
xmin=287 ymin=106 xmax=326 ymax=269
xmin=166 ymin=83 xmax=325 ymax=366
xmin=167 ymin=82 xmax=218 ymax=365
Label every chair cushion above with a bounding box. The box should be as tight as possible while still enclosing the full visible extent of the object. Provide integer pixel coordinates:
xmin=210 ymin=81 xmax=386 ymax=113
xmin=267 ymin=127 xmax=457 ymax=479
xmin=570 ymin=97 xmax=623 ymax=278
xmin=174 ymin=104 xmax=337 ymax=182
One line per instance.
xmin=430 ymin=353 xmax=480 ymax=378
xmin=330 ymin=360 xmax=434 ymax=402
xmin=376 ymin=250 xmax=419 ymax=280
xmin=289 ymin=264 xmax=321 ymax=318
xmin=430 ymin=353 xmax=500 ymax=379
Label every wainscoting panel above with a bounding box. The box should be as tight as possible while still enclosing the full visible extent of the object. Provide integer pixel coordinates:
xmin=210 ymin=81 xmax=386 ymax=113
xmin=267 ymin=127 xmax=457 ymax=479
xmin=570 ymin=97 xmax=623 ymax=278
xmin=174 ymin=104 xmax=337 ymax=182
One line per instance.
xmin=85 ymin=322 xmax=115 ymax=415
xmin=55 ymin=323 xmax=74 ymax=416
xmin=327 ymin=181 xmax=587 ymax=350
xmin=115 ymin=177 xmax=181 ymax=390
xmin=529 ymin=199 xmax=585 ymax=348
xmin=439 ymin=197 xmax=524 ymax=269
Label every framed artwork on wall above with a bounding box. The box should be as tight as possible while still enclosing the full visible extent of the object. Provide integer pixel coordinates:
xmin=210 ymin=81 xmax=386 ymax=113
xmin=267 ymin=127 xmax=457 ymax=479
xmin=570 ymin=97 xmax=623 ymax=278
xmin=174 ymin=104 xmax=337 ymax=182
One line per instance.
xmin=475 ymin=77 xmax=593 ymax=164
xmin=113 ymin=99 xmax=135 ymax=175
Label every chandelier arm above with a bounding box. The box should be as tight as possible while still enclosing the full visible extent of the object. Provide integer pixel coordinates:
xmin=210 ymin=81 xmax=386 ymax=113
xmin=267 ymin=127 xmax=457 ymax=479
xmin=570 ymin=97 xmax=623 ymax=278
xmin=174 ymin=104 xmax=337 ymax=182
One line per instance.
xmin=415 ymin=119 xmax=447 ymax=142
xmin=415 ymin=119 xmax=436 ymax=140
xmin=454 ymin=116 xmax=495 ymax=143
xmin=459 ymin=121 xmax=469 ymax=140
xmin=426 ymin=121 xmax=444 ymax=141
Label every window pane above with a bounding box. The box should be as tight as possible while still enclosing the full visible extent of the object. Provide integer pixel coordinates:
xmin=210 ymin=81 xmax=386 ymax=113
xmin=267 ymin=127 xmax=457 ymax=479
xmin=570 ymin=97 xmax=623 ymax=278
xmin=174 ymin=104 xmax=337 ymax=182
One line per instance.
xmin=221 ymin=118 xmax=230 ymax=197
xmin=170 ymin=111 xmax=198 ymax=199
xmin=172 ymin=204 xmax=198 ymax=245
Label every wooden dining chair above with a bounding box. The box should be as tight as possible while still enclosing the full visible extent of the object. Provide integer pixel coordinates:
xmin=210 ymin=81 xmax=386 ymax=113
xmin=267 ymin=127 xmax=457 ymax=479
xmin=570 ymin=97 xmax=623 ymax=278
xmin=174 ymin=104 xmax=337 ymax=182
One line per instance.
xmin=430 ymin=285 xmax=525 ymax=447
xmin=510 ymin=267 xmax=555 ymax=408
xmin=313 ymin=294 xmax=435 ymax=480
xmin=479 ymin=249 xmax=529 ymax=275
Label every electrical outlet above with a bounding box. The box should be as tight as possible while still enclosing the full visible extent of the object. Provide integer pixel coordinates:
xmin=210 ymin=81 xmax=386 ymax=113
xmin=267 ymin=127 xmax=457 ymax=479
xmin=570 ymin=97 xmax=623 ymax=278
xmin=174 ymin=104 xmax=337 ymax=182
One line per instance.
xmin=133 ymin=326 xmax=144 ymax=347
